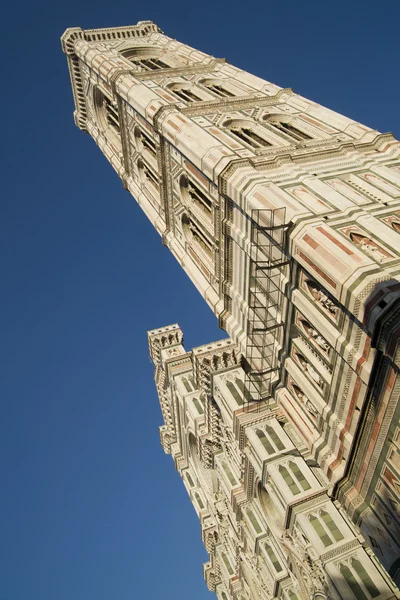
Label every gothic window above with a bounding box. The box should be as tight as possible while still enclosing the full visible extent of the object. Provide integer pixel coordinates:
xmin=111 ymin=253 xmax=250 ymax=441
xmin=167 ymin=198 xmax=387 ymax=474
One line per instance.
xmin=221 ymin=460 xmax=237 ymax=487
xmin=288 ymin=461 xmax=311 ymax=491
xmin=121 ymin=48 xmax=171 ymax=70
xmin=264 ymin=114 xmax=312 ymax=141
xmin=339 ymin=559 xmax=380 ymax=600
xmin=225 ymin=122 xmax=272 ymax=149
xmin=201 ymin=79 xmax=236 ymax=98
xmin=193 ymin=397 xmax=204 ymax=414
xmin=247 ymin=508 xmax=262 ymax=534
xmin=195 ymin=492 xmax=205 ymax=509
xmin=142 ymin=162 xmax=159 ymax=191
xmin=286 ymin=590 xmax=300 ymax=600
xmin=181 ymin=214 xmax=213 ymax=259
xmin=279 ymin=465 xmax=301 ymax=495
xmin=256 ymin=429 xmax=275 ymax=454
xmin=264 ymin=542 xmax=283 ymax=573
xmin=141 ymin=130 xmax=157 ymax=158
xmin=226 ymin=380 xmax=244 ymax=406
xmin=182 ymin=377 xmax=192 ymax=392
xmin=271 ymin=121 xmax=311 ymax=141
xmin=265 ymin=425 xmax=285 ymax=452
xmin=309 ymin=510 xmax=343 ymax=547
xmin=222 ymin=553 xmax=234 ymax=576
xmin=186 ymin=472 xmax=195 ymax=487
xmin=169 ymin=84 xmax=202 ymax=103
xmin=181 ymin=176 xmax=212 ymax=215
xmin=93 ymin=88 xmax=120 ymax=138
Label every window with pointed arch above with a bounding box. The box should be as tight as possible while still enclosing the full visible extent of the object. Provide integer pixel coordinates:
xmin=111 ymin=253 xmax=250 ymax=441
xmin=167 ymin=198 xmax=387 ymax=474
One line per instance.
xmin=200 ymin=78 xmax=237 ymax=98
xmin=262 ymin=540 xmax=283 ymax=573
xmin=93 ymin=88 xmax=121 ymax=148
xmin=255 ymin=424 xmax=285 ymax=456
xmin=223 ymin=119 xmax=273 ymax=149
xmin=225 ymin=377 xmax=244 ymax=406
xmin=134 ymin=125 xmax=157 ymax=161
xmin=339 ymin=557 xmax=380 ymax=599
xmin=263 ymin=114 xmax=313 ymax=142
xmin=120 ymin=47 xmax=185 ymax=71
xmin=180 ymin=175 xmax=212 ymax=217
xmin=308 ymin=509 xmax=344 ymax=547
xmin=137 ymin=157 xmax=160 ymax=196
xmin=181 ymin=214 xmax=213 ymax=261
xmin=278 ymin=461 xmax=311 ymax=495
xmin=168 ymin=83 xmax=203 ymax=103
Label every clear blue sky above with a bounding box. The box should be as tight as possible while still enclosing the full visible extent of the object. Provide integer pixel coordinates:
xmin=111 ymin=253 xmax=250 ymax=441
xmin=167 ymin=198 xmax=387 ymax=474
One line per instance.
xmin=1 ymin=1 xmax=399 ymax=599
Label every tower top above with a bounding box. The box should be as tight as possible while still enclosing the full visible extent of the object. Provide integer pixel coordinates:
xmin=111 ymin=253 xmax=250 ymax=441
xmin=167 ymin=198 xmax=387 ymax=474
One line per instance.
xmin=61 ymin=21 xmax=162 ymax=55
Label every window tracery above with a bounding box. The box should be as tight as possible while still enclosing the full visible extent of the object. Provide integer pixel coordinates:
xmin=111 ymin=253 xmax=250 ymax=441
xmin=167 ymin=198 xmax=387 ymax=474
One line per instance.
xmin=93 ymin=88 xmax=120 ymax=140
xmin=223 ymin=119 xmax=272 ymax=149
xmin=169 ymin=83 xmax=202 ymax=103
xmin=309 ymin=510 xmax=343 ymax=547
xmin=339 ymin=558 xmax=380 ymax=599
xmin=200 ymin=79 xmax=236 ymax=98
xmin=263 ymin=114 xmax=313 ymax=141
xmin=181 ymin=213 xmax=213 ymax=261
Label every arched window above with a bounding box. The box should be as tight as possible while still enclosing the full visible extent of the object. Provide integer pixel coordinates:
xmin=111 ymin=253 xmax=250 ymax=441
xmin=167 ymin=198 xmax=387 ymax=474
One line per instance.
xmin=288 ymin=461 xmax=311 ymax=491
xmin=309 ymin=511 xmax=344 ymax=547
xmin=264 ymin=114 xmax=312 ymax=142
xmin=181 ymin=176 xmax=212 ymax=215
xmin=265 ymin=424 xmax=285 ymax=452
xmin=221 ymin=461 xmax=237 ymax=487
xmin=181 ymin=214 xmax=213 ymax=258
xmin=279 ymin=465 xmax=300 ymax=495
xmin=121 ymin=48 xmax=170 ymax=70
xmin=339 ymin=561 xmax=380 ymax=600
xmin=169 ymin=84 xmax=202 ymax=103
xmin=309 ymin=514 xmax=334 ymax=547
xmin=256 ymin=429 xmax=275 ymax=455
xmin=226 ymin=380 xmax=244 ymax=406
xmin=142 ymin=162 xmax=159 ymax=191
xmin=182 ymin=377 xmax=192 ymax=392
xmin=271 ymin=121 xmax=311 ymax=141
xmin=247 ymin=508 xmax=262 ymax=534
xmin=186 ymin=472 xmax=195 ymax=487
xmin=93 ymin=88 xmax=120 ymax=138
xmin=195 ymin=492 xmax=204 ymax=509
xmin=139 ymin=128 xmax=157 ymax=158
xmin=225 ymin=120 xmax=272 ymax=149
xmin=351 ymin=559 xmax=380 ymax=598
xmin=221 ymin=553 xmax=234 ymax=576
xmin=264 ymin=542 xmax=282 ymax=573
xmin=193 ymin=398 xmax=204 ymax=415
xmin=201 ymin=79 xmax=236 ymax=98
xmin=320 ymin=509 xmax=344 ymax=542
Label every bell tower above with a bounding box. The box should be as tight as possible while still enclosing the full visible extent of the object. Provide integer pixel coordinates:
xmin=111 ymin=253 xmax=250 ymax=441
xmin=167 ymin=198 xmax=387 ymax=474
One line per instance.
xmin=62 ymin=21 xmax=400 ymax=597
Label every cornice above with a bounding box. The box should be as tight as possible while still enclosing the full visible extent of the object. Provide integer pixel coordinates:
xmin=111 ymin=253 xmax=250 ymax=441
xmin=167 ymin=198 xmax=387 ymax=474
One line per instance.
xmin=181 ymin=87 xmax=293 ymax=117
xmin=61 ymin=21 xmax=162 ymax=55
xmin=133 ymin=58 xmax=227 ymax=81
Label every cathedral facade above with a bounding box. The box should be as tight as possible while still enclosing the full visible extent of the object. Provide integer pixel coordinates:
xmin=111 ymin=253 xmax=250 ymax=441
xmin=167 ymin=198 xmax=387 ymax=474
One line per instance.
xmin=62 ymin=21 xmax=400 ymax=599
